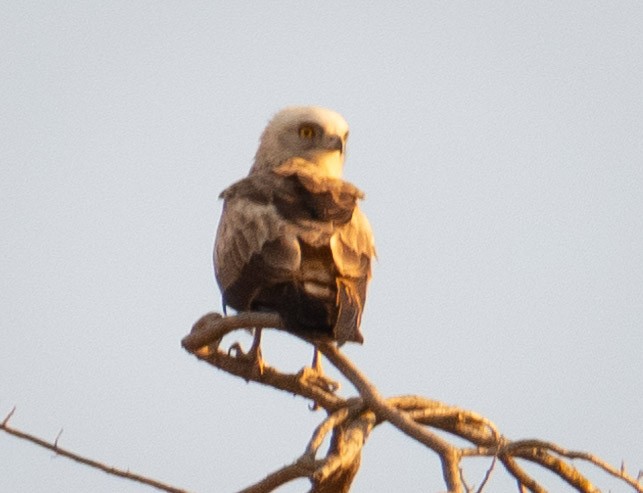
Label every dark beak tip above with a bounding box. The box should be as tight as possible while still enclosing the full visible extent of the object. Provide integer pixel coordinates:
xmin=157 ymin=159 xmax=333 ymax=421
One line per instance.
xmin=332 ymin=136 xmax=344 ymax=152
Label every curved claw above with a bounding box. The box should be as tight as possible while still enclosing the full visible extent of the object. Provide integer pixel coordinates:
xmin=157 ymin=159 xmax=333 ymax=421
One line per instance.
xmin=298 ymin=366 xmax=340 ymax=394
xmin=228 ymin=342 xmax=245 ymax=357
xmin=226 ymin=329 xmax=265 ymax=376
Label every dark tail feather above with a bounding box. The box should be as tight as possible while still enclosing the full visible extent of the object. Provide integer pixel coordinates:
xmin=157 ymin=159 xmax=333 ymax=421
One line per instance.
xmin=334 ymin=280 xmax=364 ymax=345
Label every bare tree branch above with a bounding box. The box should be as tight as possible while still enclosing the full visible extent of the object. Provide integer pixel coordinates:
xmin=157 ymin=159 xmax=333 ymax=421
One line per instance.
xmin=0 ymin=408 xmax=187 ymax=493
xmin=238 ymin=402 xmax=374 ymax=493
xmin=5 ymin=311 xmax=640 ymax=493
xmin=237 ymin=460 xmax=314 ymax=493
xmin=182 ymin=312 xmax=643 ymax=493
xmin=499 ymin=455 xmax=545 ymax=493
xmin=317 ymin=340 xmax=463 ymax=491
xmin=475 ymin=455 xmax=498 ymax=493
xmin=184 ymin=312 xmax=345 ymax=413
xmin=505 ymin=439 xmax=643 ymax=491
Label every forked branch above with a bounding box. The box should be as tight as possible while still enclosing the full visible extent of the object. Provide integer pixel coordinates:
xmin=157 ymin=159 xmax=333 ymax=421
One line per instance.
xmin=3 ymin=312 xmax=639 ymax=493
xmin=182 ymin=312 xmax=643 ymax=493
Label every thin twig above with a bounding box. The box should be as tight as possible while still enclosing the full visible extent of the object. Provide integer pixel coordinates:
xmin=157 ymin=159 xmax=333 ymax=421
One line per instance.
xmin=475 ymin=455 xmax=497 ymax=493
xmin=0 ymin=416 xmax=187 ymax=493
xmin=237 ymin=460 xmax=315 ymax=493
xmin=460 ymin=466 xmax=474 ymax=493
xmin=2 ymin=406 xmax=16 ymax=426
xmin=54 ymin=428 xmax=63 ymax=447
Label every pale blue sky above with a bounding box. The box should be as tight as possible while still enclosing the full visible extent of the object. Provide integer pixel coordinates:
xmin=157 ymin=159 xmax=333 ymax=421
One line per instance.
xmin=1 ymin=2 xmax=641 ymax=492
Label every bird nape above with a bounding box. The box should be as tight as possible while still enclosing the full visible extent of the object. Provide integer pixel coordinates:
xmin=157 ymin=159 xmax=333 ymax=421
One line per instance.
xmin=213 ymin=106 xmax=376 ymax=377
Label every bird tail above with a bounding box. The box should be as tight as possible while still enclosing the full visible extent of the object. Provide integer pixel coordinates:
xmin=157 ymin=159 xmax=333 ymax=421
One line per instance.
xmin=334 ymin=279 xmax=365 ymax=345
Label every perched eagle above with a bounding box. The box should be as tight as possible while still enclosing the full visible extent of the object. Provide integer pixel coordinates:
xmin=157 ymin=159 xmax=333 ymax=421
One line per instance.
xmin=214 ymin=106 xmax=375 ymax=363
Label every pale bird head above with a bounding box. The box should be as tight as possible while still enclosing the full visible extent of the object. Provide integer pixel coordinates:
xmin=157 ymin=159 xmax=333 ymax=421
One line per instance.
xmin=251 ymin=106 xmax=350 ymax=178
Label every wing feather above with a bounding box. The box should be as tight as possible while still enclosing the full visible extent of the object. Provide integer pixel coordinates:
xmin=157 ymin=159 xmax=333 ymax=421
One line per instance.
xmin=330 ymin=206 xmax=376 ymax=279
xmin=214 ymin=178 xmax=300 ymax=297
xmin=214 ymin=167 xmax=376 ymax=343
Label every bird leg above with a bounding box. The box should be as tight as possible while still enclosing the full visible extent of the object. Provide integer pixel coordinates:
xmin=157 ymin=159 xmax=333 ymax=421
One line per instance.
xmin=227 ymin=327 xmax=265 ymax=376
xmin=312 ymin=347 xmax=323 ymax=375
xmin=297 ymin=345 xmax=340 ymax=403
xmin=249 ymin=327 xmax=265 ymax=375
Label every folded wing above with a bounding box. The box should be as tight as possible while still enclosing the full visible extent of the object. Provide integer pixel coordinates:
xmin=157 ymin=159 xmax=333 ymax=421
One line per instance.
xmin=214 ymin=162 xmax=375 ymax=344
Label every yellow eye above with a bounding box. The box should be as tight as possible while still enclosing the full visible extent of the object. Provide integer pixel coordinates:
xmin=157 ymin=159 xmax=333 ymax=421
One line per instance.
xmin=299 ymin=125 xmax=315 ymax=139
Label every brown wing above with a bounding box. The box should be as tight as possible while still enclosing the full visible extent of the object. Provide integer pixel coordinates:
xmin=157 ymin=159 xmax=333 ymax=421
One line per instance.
xmin=214 ymin=175 xmax=301 ymax=311
xmin=330 ymin=205 xmax=376 ymax=344
xmin=279 ymin=160 xmax=376 ymax=343
xmin=214 ymin=166 xmax=375 ymax=344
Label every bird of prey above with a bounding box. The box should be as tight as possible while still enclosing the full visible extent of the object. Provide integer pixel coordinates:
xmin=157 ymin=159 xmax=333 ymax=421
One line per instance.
xmin=214 ymin=106 xmax=375 ymax=372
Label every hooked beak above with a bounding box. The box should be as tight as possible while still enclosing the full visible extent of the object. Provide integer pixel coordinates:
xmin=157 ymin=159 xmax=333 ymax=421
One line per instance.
xmin=325 ymin=134 xmax=345 ymax=154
